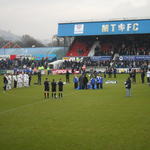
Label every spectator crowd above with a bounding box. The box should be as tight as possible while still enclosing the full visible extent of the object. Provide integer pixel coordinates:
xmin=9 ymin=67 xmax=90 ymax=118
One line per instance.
xmin=0 ymin=57 xmax=52 ymax=70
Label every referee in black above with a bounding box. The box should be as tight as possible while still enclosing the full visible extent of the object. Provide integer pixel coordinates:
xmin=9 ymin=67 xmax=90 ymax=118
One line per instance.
xmin=51 ymin=79 xmax=57 ymax=99
xmin=58 ymin=79 xmax=64 ymax=98
xmin=44 ymin=78 xmax=49 ymax=99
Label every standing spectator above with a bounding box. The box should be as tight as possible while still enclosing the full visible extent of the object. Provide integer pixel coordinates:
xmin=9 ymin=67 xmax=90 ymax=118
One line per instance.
xmin=141 ymin=70 xmax=145 ymax=84
xmin=66 ymin=70 xmax=70 ymax=83
xmin=132 ymin=70 xmax=136 ymax=83
xmin=113 ymin=68 xmax=117 ymax=78
xmin=108 ymin=68 xmax=112 ymax=78
xmin=125 ymin=77 xmax=132 ymax=97
xmin=72 ymin=68 xmax=74 ymax=74
xmin=99 ymin=75 xmax=103 ymax=89
xmin=38 ymin=71 xmax=42 ymax=85
xmin=104 ymin=70 xmax=107 ymax=78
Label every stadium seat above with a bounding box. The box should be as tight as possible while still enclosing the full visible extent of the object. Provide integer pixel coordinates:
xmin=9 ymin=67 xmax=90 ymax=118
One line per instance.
xmin=66 ymin=39 xmax=93 ymax=56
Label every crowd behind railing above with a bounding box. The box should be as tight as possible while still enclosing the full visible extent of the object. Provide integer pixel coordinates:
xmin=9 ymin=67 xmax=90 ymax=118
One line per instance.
xmin=60 ymin=59 xmax=150 ymax=70
xmin=0 ymin=56 xmax=150 ymax=72
xmin=0 ymin=57 xmax=52 ymax=70
xmin=113 ymin=60 xmax=150 ymax=69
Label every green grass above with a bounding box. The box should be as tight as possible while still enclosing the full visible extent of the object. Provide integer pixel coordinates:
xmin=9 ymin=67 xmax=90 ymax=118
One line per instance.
xmin=0 ymin=74 xmax=150 ymax=150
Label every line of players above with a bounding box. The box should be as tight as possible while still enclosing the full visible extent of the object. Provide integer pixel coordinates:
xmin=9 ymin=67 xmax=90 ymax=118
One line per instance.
xmin=44 ymin=78 xmax=64 ymax=99
xmin=3 ymin=73 xmax=31 ymax=91
xmin=73 ymin=74 xmax=104 ymax=90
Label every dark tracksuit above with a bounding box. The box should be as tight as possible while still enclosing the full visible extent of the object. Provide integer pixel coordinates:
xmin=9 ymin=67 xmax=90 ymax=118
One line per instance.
xmin=51 ymin=81 xmax=57 ymax=98
xmin=58 ymin=81 xmax=63 ymax=98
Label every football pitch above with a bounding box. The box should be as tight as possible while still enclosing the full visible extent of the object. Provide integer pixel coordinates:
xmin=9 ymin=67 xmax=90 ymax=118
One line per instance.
xmin=0 ymin=74 xmax=150 ymax=150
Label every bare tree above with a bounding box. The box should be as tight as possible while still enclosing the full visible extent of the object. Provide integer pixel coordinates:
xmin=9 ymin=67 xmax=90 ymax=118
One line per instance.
xmin=21 ymin=34 xmax=45 ymax=47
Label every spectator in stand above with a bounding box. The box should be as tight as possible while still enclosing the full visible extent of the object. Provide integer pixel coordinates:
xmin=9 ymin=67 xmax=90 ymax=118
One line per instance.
xmin=0 ymin=57 xmax=53 ymax=71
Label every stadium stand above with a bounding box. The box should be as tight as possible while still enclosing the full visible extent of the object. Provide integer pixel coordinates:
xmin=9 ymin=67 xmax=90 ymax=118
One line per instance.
xmin=67 ymin=35 xmax=150 ymax=57
xmin=66 ymin=37 xmax=94 ymax=56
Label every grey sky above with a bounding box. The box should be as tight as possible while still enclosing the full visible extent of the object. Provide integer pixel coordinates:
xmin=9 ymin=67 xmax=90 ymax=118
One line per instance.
xmin=0 ymin=0 xmax=150 ymax=40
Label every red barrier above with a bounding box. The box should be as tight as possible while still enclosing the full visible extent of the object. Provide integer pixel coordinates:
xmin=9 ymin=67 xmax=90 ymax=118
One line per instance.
xmin=51 ymin=69 xmax=80 ymax=75
xmin=10 ymin=55 xmax=16 ymax=60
